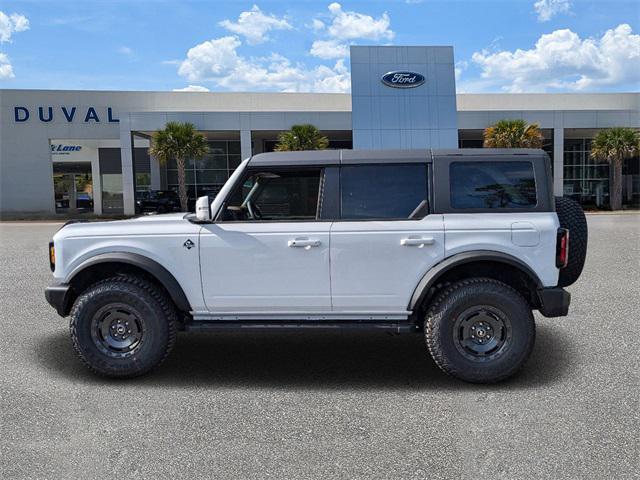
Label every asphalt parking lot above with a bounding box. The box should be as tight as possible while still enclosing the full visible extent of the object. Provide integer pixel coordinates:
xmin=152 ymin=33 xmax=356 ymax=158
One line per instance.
xmin=0 ymin=215 xmax=638 ymax=479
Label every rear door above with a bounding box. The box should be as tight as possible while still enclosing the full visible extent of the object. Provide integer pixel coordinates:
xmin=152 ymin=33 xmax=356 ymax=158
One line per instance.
xmin=329 ymin=161 xmax=445 ymax=316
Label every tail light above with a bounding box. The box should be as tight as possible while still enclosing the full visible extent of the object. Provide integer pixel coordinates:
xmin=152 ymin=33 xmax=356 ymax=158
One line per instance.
xmin=556 ymin=228 xmax=569 ymax=269
xmin=49 ymin=241 xmax=55 ymax=272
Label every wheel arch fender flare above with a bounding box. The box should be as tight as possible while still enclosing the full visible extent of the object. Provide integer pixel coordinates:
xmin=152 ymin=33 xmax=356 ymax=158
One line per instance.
xmin=66 ymin=252 xmax=191 ymax=312
xmin=408 ymin=250 xmax=544 ymax=311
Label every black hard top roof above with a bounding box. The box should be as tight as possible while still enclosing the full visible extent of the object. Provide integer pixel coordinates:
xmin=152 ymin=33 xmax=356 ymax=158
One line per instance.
xmin=248 ymin=148 xmax=547 ymax=167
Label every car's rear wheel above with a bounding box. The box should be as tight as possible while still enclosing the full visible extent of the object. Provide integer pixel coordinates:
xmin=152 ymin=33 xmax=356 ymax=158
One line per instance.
xmin=69 ymin=275 xmax=177 ymax=378
xmin=424 ymin=278 xmax=535 ymax=383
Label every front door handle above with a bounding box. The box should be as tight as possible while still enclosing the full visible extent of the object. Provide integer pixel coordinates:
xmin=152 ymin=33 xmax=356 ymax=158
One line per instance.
xmin=401 ymin=237 xmax=435 ymax=247
xmin=288 ymin=238 xmax=321 ymax=248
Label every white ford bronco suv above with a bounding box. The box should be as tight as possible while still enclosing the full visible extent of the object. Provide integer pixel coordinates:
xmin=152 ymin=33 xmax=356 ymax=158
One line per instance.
xmin=45 ymin=149 xmax=587 ymax=383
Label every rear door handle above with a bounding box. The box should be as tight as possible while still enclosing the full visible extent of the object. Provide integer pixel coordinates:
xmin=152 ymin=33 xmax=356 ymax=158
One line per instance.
xmin=401 ymin=237 xmax=435 ymax=247
xmin=288 ymin=238 xmax=321 ymax=248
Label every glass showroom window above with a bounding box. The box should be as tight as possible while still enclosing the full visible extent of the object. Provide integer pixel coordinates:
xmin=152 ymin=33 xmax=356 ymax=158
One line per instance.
xmin=563 ymin=138 xmax=610 ymax=208
xmin=134 ymin=147 xmax=152 ymax=192
xmin=166 ymin=140 xmax=241 ymax=202
xmin=101 ymin=174 xmax=124 ymax=213
xmin=136 ymin=173 xmax=151 ymax=191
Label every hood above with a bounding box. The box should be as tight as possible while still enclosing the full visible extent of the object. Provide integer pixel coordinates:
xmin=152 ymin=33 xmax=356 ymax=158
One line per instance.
xmin=122 ymin=212 xmax=188 ymax=223
xmin=53 ymin=213 xmax=191 ymax=241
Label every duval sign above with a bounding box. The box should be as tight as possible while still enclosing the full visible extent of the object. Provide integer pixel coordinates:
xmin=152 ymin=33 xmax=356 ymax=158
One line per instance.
xmin=381 ymin=71 xmax=425 ymax=88
xmin=14 ymin=106 xmax=119 ymax=123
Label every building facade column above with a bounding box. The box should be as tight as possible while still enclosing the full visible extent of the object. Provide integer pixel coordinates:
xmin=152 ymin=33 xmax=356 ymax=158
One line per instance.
xmin=240 ymin=129 xmax=252 ymax=160
xmin=553 ymin=126 xmax=564 ymax=197
xmin=91 ymin=150 xmax=103 ymax=215
xmin=119 ymin=116 xmax=136 ymax=215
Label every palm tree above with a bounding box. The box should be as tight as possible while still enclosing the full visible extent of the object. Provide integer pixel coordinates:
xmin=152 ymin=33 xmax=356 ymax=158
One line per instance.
xmin=149 ymin=122 xmax=209 ymax=212
xmin=483 ymin=119 xmax=544 ymax=149
xmin=274 ymin=124 xmax=329 ymax=151
xmin=590 ymin=127 xmax=640 ymax=210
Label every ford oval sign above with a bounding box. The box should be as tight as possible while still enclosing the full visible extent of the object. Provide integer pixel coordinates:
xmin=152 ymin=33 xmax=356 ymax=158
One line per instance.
xmin=381 ymin=71 xmax=425 ymax=88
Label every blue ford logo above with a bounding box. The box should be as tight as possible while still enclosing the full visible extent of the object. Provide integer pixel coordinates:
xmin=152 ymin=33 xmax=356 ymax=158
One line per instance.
xmin=381 ymin=71 xmax=425 ymax=88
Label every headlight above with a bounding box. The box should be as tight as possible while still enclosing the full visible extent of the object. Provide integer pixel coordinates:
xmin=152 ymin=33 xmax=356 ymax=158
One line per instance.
xmin=49 ymin=241 xmax=55 ymax=272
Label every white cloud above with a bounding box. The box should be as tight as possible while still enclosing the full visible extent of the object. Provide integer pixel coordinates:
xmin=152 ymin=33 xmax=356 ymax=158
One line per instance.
xmin=217 ymin=54 xmax=350 ymax=93
xmin=0 ymin=52 xmax=14 ymax=79
xmin=219 ymin=5 xmax=291 ymax=45
xmin=308 ymin=3 xmax=394 ymax=60
xmin=177 ymin=35 xmax=350 ymax=93
xmin=310 ymin=39 xmax=349 ymax=60
xmin=454 ymin=60 xmax=468 ymax=81
xmin=310 ymin=59 xmax=351 ymax=93
xmin=0 ymin=11 xmax=28 ymax=79
xmin=179 ymin=4 xmax=402 ymax=92
xmin=471 ymin=24 xmax=640 ymax=92
xmin=325 ymin=3 xmax=393 ymax=41
xmin=533 ymin=0 xmax=571 ymax=22
xmin=178 ymin=36 xmax=242 ymax=82
xmin=173 ymin=85 xmax=210 ymax=92
xmin=118 ymin=46 xmax=133 ymax=56
xmin=310 ymin=19 xmax=325 ymax=31
xmin=0 ymin=11 xmax=29 ymax=43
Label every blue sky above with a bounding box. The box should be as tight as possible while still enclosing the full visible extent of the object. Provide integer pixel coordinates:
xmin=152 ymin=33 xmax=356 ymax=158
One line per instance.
xmin=0 ymin=0 xmax=638 ymax=93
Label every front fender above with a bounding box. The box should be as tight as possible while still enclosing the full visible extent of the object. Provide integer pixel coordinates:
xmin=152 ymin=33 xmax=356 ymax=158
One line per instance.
xmin=66 ymin=252 xmax=191 ymax=312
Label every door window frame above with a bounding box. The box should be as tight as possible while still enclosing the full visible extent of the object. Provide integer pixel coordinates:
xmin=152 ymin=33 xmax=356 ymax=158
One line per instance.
xmin=213 ymin=161 xmax=434 ymax=223
xmin=431 ymin=154 xmax=553 ymax=214
xmin=214 ymin=165 xmax=339 ymax=223
xmin=336 ymin=162 xmax=432 ymax=222
xmin=449 ymin=160 xmax=539 ymax=210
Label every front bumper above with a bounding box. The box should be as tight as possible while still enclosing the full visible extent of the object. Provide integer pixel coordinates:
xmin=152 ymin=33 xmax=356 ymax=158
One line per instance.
xmin=538 ymin=287 xmax=571 ymax=317
xmin=45 ymin=282 xmax=72 ymax=317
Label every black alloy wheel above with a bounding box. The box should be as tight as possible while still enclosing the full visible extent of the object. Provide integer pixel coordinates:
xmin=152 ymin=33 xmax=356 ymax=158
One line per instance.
xmin=91 ymin=303 xmax=145 ymax=358
xmin=452 ymin=306 xmax=512 ymax=362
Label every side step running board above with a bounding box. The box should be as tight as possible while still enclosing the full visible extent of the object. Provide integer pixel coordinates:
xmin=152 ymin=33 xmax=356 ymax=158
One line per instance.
xmin=183 ymin=320 xmax=420 ymax=334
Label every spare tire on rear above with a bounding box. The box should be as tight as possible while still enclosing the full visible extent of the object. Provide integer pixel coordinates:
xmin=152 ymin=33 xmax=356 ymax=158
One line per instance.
xmin=555 ymin=196 xmax=588 ymax=287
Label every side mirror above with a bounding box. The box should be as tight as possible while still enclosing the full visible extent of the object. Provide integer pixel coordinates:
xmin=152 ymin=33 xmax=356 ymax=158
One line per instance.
xmin=195 ymin=196 xmax=211 ymax=222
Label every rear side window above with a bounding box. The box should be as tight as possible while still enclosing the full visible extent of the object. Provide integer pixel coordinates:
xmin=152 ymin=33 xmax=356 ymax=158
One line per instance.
xmin=450 ymin=161 xmax=537 ymax=209
xmin=341 ymin=164 xmax=428 ymax=219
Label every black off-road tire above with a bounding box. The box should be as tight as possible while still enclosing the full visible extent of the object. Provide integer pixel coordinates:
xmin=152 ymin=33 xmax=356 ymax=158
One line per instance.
xmin=555 ymin=196 xmax=588 ymax=287
xmin=424 ymin=278 xmax=535 ymax=384
xmin=69 ymin=275 xmax=177 ymax=378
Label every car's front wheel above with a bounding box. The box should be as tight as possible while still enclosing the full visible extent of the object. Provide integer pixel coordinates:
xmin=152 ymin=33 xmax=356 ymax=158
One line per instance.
xmin=424 ymin=278 xmax=535 ymax=383
xmin=69 ymin=275 xmax=177 ymax=378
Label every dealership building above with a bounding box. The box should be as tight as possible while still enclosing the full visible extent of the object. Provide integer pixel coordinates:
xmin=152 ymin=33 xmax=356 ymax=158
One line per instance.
xmin=1 ymin=45 xmax=638 ymax=216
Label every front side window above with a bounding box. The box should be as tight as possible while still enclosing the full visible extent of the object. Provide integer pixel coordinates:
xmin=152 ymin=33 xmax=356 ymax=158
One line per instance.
xmin=340 ymin=164 xmax=428 ymax=219
xmin=450 ymin=161 xmax=537 ymax=209
xmin=221 ymin=169 xmax=322 ymax=221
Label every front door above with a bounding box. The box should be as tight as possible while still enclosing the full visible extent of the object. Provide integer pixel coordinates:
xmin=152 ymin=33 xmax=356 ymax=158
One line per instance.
xmin=330 ymin=163 xmax=445 ymax=315
xmin=199 ymin=167 xmax=332 ymax=315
